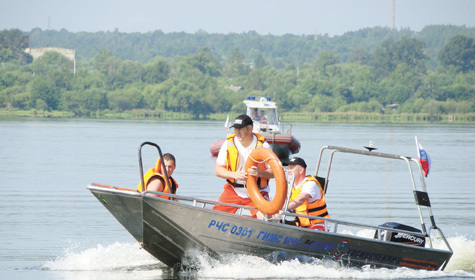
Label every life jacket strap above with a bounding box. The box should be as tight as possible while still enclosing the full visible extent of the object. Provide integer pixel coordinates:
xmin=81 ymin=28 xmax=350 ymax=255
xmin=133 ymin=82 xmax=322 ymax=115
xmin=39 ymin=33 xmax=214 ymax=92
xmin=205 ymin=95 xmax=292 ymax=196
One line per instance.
xmin=226 ymin=179 xmax=245 ymax=188
xmin=307 ymin=203 xmax=329 ymax=217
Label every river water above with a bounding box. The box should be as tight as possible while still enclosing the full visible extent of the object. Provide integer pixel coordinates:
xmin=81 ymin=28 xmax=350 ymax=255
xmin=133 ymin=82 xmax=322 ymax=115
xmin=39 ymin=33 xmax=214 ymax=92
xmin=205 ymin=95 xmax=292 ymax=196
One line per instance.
xmin=1 ymin=118 xmax=474 ymax=279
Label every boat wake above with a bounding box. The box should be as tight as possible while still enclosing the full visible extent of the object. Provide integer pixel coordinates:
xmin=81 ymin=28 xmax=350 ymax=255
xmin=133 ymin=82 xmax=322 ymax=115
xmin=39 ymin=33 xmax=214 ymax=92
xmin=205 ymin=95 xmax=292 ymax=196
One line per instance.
xmin=43 ymin=235 xmax=475 ymax=279
xmin=42 ymin=242 xmax=164 ymax=276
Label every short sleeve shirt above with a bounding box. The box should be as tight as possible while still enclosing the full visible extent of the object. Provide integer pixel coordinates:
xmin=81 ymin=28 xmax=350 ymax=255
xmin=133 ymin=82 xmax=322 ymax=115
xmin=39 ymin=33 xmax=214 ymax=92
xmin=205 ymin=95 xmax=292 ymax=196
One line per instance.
xmin=298 ymin=178 xmax=322 ymax=203
xmin=217 ymin=134 xmax=272 ymax=198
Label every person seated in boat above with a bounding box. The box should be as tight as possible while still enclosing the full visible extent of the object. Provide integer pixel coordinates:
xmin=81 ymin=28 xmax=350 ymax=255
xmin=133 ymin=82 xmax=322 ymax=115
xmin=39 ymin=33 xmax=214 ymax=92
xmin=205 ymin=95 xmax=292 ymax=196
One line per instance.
xmin=283 ymin=157 xmax=330 ymax=230
xmin=259 ymin=110 xmax=268 ymax=123
xmin=213 ymin=114 xmax=274 ymax=219
xmin=137 ymin=153 xmax=178 ymax=200
xmin=251 ymin=108 xmax=259 ymax=121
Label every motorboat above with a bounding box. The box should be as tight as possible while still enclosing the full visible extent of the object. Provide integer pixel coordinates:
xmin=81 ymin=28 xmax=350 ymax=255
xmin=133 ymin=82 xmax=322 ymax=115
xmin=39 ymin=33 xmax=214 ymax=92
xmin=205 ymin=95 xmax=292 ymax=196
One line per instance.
xmin=88 ymin=141 xmax=452 ymax=271
xmin=210 ymin=96 xmax=300 ymax=161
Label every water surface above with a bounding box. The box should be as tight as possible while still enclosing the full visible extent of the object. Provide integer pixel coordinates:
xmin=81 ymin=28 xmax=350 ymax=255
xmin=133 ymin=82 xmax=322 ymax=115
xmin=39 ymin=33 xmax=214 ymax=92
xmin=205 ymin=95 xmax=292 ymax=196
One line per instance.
xmin=1 ymin=118 xmax=474 ymax=279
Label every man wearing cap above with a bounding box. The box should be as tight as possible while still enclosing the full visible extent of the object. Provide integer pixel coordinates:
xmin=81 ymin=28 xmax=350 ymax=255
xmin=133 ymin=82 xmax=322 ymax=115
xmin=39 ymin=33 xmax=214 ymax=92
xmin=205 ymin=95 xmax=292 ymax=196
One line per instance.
xmin=283 ymin=157 xmax=330 ymax=230
xmin=213 ymin=114 xmax=274 ymax=218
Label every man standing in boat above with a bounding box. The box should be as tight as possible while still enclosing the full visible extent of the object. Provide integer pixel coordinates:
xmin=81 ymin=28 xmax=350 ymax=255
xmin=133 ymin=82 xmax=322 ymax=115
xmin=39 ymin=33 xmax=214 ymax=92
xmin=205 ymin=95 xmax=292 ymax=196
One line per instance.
xmin=283 ymin=157 xmax=330 ymax=230
xmin=213 ymin=114 xmax=274 ymax=218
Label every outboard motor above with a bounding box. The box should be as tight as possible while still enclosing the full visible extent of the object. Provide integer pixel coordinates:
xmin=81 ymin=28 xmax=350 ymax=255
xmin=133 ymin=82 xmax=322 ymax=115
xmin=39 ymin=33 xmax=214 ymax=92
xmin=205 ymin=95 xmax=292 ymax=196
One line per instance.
xmin=375 ymin=222 xmax=426 ymax=247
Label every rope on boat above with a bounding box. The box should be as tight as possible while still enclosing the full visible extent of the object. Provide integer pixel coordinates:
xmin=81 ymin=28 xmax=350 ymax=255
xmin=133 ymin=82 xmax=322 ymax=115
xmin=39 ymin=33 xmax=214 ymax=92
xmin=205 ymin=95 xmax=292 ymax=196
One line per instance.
xmin=248 ymin=154 xmax=281 ymax=165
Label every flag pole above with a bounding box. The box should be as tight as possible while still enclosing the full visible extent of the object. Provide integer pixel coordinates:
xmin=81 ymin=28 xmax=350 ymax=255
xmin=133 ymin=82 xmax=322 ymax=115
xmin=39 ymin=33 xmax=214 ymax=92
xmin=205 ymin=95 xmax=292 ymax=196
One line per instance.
xmin=415 ymin=136 xmax=419 ymax=156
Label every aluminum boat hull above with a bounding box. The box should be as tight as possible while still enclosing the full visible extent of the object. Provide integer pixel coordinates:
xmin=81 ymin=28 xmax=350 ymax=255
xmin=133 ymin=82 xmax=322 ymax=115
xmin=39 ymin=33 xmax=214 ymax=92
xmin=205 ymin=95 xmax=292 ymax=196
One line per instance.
xmin=88 ymin=184 xmax=452 ymax=271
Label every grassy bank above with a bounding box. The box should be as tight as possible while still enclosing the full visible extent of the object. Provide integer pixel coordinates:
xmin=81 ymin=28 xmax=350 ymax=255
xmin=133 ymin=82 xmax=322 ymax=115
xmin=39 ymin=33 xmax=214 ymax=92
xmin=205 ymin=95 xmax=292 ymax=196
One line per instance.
xmin=280 ymin=112 xmax=475 ymax=124
xmin=1 ymin=108 xmax=475 ymax=124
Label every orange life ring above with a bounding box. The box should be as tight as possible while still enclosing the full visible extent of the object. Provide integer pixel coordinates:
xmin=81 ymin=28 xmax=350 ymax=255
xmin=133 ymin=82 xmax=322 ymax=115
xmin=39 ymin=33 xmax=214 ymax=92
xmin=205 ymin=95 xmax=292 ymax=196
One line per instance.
xmin=245 ymin=147 xmax=287 ymax=215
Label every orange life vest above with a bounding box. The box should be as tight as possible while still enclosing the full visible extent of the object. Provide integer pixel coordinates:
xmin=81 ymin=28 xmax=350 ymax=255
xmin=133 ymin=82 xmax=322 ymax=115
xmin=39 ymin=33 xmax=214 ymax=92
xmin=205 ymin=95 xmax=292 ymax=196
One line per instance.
xmin=290 ymin=176 xmax=330 ymax=227
xmin=225 ymin=132 xmax=268 ymax=189
xmin=137 ymin=158 xmax=178 ymax=200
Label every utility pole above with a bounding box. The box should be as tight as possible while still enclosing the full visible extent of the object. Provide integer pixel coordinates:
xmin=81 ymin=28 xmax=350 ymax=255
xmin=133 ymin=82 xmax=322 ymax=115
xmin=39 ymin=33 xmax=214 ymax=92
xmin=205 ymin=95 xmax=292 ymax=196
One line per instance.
xmin=390 ymin=0 xmax=395 ymax=30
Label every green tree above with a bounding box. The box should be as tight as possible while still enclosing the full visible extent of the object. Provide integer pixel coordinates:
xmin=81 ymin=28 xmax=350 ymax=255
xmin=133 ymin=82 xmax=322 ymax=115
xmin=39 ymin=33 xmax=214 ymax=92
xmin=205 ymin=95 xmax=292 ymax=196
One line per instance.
xmin=349 ymin=48 xmax=370 ymax=65
xmin=311 ymin=94 xmax=343 ymax=112
xmin=0 ymin=85 xmax=29 ymax=108
xmin=61 ymin=89 xmax=107 ymax=115
xmin=265 ymin=68 xmax=297 ymax=110
xmin=29 ymin=76 xmax=62 ymax=110
xmin=254 ymin=53 xmax=267 ymax=69
xmin=394 ymin=37 xmax=427 ymax=73
xmin=370 ymin=37 xmax=427 ymax=78
xmin=72 ymin=70 xmax=106 ymax=91
xmin=93 ymin=49 xmax=122 ymax=85
xmin=107 ymin=85 xmax=143 ymax=112
xmin=438 ymin=35 xmax=475 ymax=72
xmin=183 ymin=47 xmax=221 ymax=77
xmin=115 ymin=60 xmax=144 ymax=88
xmin=370 ymin=38 xmax=396 ymax=78
xmin=28 ymin=51 xmax=74 ymax=110
xmin=286 ymin=88 xmax=312 ymax=111
xmin=143 ymin=57 xmax=170 ymax=84
xmin=0 ymin=29 xmax=32 ymax=64
xmin=316 ymin=50 xmax=339 ymax=76
xmin=226 ymin=48 xmax=250 ymax=78
xmin=165 ymin=81 xmax=200 ymax=113
xmin=246 ymin=69 xmax=267 ymax=91
xmin=30 ymin=51 xmax=73 ymax=76
xmin=379 ymin=63 xmax=421 ymax=105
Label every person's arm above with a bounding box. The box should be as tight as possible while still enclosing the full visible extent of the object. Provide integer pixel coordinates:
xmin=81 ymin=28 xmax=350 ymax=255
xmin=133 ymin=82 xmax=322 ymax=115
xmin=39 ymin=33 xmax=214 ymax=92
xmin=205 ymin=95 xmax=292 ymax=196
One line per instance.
xmin=249 ymin=142 xmax=275 ymax=179
xmin=215 ymin=139 xmax=248 ymax=181
xmin=215 ymin=163 xmax=248 ymax=181
xmin=287 ymin=192 xmax=311 ymax=210
xmin=247 ymin=166 xmax=274 ymax=179
xmin=146 ymin=177 xmax=165 ymax=197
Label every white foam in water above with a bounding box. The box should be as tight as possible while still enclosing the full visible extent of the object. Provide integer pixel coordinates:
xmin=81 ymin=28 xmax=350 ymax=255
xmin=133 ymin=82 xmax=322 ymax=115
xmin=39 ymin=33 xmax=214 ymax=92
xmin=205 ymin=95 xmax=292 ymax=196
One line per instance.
xmin=43 ymin=236 xmax=475 ymax=279
xmin=438 ymin=235 xmax=475 ymax=272
xmin=43 ymin=242 xmax=161 ymax=271
xmin=191 ymin=235 xmax=475 ymax=279
xmin=192 ymin=252 xmax=443 ymax=279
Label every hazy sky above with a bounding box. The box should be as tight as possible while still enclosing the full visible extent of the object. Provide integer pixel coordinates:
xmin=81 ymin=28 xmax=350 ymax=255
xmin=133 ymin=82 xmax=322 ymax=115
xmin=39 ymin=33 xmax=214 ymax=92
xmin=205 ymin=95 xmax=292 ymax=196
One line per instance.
xmin=1 ymin=0 xmax=474 ymax=36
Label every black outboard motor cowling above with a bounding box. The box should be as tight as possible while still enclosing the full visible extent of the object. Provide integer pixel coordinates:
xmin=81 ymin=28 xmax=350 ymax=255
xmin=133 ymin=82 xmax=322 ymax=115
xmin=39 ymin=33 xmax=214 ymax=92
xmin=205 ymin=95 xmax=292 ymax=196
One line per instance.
xmin=375 ymin=222 xmax=426 ymax=247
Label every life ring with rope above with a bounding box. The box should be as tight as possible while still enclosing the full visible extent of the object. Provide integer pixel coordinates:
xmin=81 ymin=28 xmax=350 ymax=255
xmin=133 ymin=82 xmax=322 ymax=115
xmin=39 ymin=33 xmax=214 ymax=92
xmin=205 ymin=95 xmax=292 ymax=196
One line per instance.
xmin=245 ymin=147 xmax=287 ymax=215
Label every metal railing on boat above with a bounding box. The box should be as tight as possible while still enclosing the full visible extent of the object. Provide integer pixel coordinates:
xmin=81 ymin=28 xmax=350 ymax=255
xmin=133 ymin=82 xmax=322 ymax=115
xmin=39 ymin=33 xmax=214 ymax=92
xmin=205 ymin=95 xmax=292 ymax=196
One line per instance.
xmin=312 ymin=145 xmax=453 ymax=252
xmin=88 ymin=183 xmax=452 ymax=255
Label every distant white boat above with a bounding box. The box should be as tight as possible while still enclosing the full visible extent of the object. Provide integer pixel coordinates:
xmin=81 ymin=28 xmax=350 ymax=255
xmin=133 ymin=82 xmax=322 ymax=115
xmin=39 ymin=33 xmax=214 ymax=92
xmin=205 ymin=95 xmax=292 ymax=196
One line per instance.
xmin=210 ymin=96 xmax=300 ymax=160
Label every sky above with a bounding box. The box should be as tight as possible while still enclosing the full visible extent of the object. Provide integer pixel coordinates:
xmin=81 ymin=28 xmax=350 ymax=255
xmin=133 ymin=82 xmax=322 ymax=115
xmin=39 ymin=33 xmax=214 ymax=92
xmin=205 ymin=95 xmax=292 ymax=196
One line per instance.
xmin=1 ymin=0 xmax=474 ymax=36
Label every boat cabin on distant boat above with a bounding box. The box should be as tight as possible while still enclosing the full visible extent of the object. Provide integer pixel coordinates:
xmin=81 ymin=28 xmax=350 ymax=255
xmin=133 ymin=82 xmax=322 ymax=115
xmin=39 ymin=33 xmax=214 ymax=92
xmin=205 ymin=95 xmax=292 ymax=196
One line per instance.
xmin=245 ymin=96 xmax=280 ymax=134
xmin=210 ymin=96 xmax=301 ymax=161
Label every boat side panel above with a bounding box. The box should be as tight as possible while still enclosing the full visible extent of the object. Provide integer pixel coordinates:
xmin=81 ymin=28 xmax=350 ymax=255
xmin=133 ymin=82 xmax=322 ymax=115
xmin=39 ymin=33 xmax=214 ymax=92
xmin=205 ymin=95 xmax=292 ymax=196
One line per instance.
xmin=89 ymin=188 xmax=143 ymax=242
xmin=144 ymin=198 xmax=452 ymax=270
xmin=142 ymin=198 xmax=219 ymax=268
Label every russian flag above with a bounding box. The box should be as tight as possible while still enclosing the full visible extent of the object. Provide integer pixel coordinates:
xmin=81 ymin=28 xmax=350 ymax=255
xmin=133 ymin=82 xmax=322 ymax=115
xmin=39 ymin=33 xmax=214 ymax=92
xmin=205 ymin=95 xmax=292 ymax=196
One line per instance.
xmin=416 ymin=138 xmax=431 ymax=177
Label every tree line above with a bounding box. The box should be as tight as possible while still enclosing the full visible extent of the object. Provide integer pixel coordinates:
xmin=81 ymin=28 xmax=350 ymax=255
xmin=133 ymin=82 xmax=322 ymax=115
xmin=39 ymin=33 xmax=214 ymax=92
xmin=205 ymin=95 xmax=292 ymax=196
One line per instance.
xmin=0 ymin=26 xmax=474 ymax=119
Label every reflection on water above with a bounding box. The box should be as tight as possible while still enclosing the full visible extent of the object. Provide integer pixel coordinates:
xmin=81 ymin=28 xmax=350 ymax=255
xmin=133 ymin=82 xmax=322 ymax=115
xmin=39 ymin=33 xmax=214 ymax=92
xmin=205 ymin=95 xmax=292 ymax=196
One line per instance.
xmin=1 ymin=119 xmax=474 ymax=279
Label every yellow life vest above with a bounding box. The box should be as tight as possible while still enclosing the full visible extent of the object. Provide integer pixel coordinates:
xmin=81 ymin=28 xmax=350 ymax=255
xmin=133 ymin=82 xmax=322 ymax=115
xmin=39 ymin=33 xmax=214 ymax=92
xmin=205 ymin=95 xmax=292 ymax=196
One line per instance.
xmin=225 ymin=132 xmax=268 ymax=189
xmin=137 ymin=158 xmax=178 ymax=200
xmin=290 ymin=176 xmax=330 ymax=227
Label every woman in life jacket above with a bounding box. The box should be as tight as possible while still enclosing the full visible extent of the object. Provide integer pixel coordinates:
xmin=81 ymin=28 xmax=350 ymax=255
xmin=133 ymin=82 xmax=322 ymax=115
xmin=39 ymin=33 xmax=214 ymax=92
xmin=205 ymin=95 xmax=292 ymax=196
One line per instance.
xmin=283 ymin=157 xmax=330 ymax=231
xmin=137 ymin=153 xmax=178 ymax=200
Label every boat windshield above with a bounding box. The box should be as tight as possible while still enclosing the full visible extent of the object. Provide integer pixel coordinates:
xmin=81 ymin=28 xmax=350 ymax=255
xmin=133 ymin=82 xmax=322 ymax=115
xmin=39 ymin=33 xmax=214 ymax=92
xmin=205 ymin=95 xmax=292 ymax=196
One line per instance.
xmin=248 ymin=108 xmax=278 ymax=124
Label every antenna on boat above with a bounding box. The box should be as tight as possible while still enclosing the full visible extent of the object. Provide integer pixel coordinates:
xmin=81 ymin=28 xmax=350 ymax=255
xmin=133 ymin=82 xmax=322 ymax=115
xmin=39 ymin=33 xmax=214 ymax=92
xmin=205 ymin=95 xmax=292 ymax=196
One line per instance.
xmin=224 ymin=115 xmax=229 ymax=129
xmin=364 ymin=140 xmax=377 ymax=151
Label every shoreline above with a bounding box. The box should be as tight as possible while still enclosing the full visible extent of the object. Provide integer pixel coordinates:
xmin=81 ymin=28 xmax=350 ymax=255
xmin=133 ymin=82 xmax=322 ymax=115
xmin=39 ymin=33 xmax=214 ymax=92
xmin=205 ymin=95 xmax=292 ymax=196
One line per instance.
xmin=1 ymin=109 xmax=474 ymax=124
